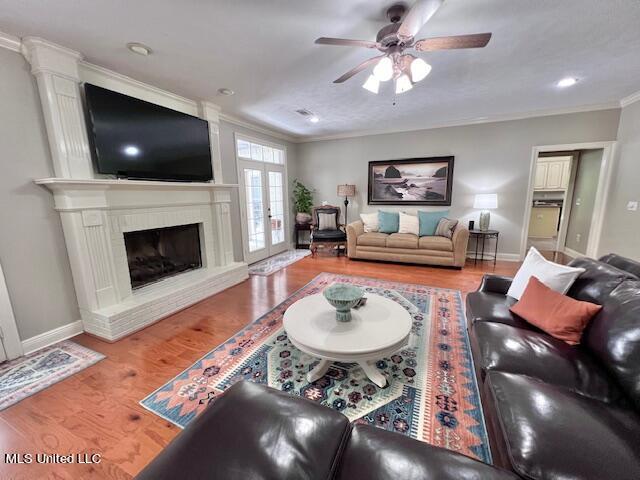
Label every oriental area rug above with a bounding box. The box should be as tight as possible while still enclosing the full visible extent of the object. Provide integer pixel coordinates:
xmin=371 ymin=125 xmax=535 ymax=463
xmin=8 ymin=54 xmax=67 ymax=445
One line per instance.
xmin=140 ymin=273 xmax=491 ymax=463
xmin=248 ymin=249 xmax=311 ymax=276
xmin=0 ymin=340 xmax=104 ymax=411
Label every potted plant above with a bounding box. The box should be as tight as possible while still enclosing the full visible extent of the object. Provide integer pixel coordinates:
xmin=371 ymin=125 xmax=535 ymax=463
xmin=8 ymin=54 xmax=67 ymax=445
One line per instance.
xmin=292 ymin=179 xmax=313 ymax=225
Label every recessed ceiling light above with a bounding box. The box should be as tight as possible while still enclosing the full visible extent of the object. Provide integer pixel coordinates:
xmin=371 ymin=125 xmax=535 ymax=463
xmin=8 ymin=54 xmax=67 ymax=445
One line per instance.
xmin=126 ymin=42 xmax=152 ymax=56
xmin=309 ymin=116 xmax=320 ymax=123
xmin=557 ymin=77 xmax=578 ymax=88
xmin=217 ymin=88 xmax=235 ymax=96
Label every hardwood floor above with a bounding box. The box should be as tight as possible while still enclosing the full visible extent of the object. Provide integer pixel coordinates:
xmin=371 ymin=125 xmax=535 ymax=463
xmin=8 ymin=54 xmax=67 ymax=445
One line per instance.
xmin=0 ymin=256 xmax=519 ymax=479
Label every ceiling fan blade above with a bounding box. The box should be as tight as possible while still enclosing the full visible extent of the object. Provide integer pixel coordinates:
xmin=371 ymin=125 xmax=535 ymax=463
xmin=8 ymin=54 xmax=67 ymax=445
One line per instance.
xmin=315 ymin=37 xmax=380 ymax=49
xmin=333 ymin=55 xmax=384 ymax=83
xmin=414 ymin=32 xmax=492 ymax=51
xmin=398 ymin=0 xmax=444 ymax=40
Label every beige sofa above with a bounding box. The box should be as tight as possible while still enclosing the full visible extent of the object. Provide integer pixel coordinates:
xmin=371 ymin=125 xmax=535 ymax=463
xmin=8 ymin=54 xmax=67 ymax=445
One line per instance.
xmin=346 ymin=220 xmax=469 ymax=268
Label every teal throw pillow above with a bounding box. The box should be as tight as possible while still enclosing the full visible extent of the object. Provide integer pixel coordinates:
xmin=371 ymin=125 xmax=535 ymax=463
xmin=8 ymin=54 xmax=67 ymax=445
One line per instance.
xmin=418 ymin=210 xmax=450 ymax=236
xmin=378 ymin=211 xmax=400 ymax=233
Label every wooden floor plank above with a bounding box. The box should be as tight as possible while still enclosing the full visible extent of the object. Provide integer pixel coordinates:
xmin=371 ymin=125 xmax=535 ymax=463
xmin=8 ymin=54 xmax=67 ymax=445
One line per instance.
xmin=0 ymin=256 xmax=519 ymax=478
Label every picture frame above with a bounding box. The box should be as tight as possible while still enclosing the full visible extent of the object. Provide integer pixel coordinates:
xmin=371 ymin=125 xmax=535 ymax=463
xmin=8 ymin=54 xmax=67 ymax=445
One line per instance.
xmin=367 ymin=156 xmax=454 ymax=206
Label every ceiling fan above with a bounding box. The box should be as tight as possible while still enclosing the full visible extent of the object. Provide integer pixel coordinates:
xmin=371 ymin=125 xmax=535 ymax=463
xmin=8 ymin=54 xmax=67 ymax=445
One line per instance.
xmin=315 ymin=0 xmax=492 ymax=94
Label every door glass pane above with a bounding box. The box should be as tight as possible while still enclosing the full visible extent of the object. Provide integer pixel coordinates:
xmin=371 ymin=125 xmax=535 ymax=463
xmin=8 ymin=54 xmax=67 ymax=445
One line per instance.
xmin=244 ymin=168 xmax=265 ymax=252
xmin=237 ymin=139 xmax=251 ymax=158
xmin=268 ymin=171 xmax=285 ymax=245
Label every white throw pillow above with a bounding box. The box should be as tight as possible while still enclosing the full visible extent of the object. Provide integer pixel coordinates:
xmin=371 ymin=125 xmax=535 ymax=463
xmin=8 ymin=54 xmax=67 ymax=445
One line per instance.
xmin=360 ymin=212 xmax=379 ymax=232
xmin=507 ymin=247 xmax=585 ymax=300
xmin=398 ymin=212 xmax=419 ymax=236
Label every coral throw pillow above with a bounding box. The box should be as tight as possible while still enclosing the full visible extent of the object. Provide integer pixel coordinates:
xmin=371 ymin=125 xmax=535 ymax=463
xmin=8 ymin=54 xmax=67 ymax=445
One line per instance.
xmin=510 ymin=276 xmax=602 ymax=345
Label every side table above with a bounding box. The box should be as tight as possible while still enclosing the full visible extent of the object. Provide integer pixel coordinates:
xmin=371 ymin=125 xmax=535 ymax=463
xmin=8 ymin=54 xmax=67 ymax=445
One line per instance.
xmin=469 ymin=229 xmax=499 ymax=265
xmin=295 ymin=223 xmax=311 ymax=249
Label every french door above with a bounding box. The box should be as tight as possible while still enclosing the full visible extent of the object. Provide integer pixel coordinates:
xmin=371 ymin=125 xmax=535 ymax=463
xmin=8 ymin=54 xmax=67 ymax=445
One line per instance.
xmin=239 ymin=159 xmax=288 ymax=264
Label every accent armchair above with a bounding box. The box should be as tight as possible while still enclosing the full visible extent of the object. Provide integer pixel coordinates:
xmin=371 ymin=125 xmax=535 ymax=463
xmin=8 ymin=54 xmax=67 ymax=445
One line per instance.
xmin=310 ymin=205 xmax=347 ymax=256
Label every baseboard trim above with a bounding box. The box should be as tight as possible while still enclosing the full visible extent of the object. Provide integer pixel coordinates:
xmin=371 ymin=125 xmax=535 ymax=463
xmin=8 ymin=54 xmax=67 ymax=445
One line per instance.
xmin=563 ymin=247 xmax=584 ymax=259
xmin=466 ymin=252 xmax=521 ymax=262
xmin=21 ymin=320 xmax=84 ymax=355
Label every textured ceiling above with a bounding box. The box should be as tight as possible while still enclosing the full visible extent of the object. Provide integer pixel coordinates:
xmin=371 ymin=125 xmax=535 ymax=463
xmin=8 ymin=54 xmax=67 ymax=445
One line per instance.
xmin=1 ymin=0 xmax=639 ymax=139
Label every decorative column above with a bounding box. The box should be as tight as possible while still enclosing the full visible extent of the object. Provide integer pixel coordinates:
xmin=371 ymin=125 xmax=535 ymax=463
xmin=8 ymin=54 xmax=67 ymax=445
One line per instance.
xmin=212 ymin=189 xmax=235 ymax=266
xmin=21 ymin=37 xmax=94 ymax=179
xmin=199 ymin=101 xmax=224 ymax=184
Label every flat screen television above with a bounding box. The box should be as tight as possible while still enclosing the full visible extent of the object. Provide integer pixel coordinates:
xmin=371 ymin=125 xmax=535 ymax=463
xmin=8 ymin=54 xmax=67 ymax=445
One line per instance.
xmin=84 ymin=83 xmax=213 ymax=182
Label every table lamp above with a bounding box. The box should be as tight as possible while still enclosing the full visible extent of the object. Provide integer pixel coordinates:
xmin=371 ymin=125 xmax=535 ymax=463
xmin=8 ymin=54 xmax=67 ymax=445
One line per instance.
xmin=473 ymin=193 xmax=498 ymax=231
xmin=337 ymin=184 xmax=356 ymax=225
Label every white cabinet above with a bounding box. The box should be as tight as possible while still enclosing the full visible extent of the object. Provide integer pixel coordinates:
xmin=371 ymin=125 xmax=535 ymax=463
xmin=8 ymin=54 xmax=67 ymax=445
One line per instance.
xmin=534 ymin=157 xmax=572 ymax=191
xmin=534 ymin=162 xmax=548 ymax=189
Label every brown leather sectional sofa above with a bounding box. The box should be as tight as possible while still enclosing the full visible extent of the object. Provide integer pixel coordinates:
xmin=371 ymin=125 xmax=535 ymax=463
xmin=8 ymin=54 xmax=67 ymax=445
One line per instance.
xmin=346 ymin=220 xmax=469 ymax=268
xmin=466 ymin=253 xmax=640 ymax=479
xmin=136 ymin=381 xmax=517 ymax=480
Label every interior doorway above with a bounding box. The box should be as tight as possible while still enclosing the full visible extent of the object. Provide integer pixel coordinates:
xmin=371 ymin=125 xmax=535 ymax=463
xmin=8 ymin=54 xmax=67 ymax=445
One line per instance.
xmin=520 ymin=142 xmax=616 ymax=260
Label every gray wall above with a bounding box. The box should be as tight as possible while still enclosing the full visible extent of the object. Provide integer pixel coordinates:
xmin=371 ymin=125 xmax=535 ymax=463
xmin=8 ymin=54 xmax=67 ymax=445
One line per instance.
xmin=217 ymin=121 xmax=298 ymax=261
xmin=0 ymin=48 xmax=80 ymax=340
xmin=600 ymin=101 xmax=640 ymax=260
xmin=296 ymin=110 xmax=621 ymax=257
xmin=565 ymin=149 xmax=603 ymax=253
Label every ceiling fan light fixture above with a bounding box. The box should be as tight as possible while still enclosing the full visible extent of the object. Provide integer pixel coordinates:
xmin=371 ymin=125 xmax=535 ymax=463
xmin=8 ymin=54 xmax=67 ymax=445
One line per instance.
xmin=395 ymin=74 xmax=413 ymax=94
xmin=362 ymin=75 xmax=380 ymax=94
xmin=373 ymin=56 xmax=394 ymax=82
xmin=410 ymin=57 xmax=432 ymax=83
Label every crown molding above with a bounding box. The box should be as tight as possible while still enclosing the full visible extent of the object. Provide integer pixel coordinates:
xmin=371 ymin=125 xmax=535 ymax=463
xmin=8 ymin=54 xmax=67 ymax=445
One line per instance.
xmin=620 ymin=90 xmax=640 ymax=108
xmin=219 ymin=112 xmax=300 ymax=143
xmin=298 ymin=102 xmax=621 ymax=143
xmin=0 ymin=31 xmax=21 ymax=52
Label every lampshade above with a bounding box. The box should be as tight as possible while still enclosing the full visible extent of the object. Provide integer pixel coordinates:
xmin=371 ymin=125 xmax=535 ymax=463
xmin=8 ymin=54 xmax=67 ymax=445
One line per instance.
xmin=474 ymin=193 xmax=498 ymax=209
xmin=337 ymin=184 xmax=356 ymax=197
xmin=373 ymin=57 xmax=393 ymax=82
xmin=395 ymin=74 xmax=413 ymax=94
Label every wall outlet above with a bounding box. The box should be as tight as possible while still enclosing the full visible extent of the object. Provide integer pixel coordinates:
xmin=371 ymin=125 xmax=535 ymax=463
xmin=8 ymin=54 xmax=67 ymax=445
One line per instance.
xmin=576 ymin=233 xmax=581 ymax=243
xmin=575 ymin=197 xmax=582 ymax=206
xmin=627 ymin=201 xmax=638 ymax=211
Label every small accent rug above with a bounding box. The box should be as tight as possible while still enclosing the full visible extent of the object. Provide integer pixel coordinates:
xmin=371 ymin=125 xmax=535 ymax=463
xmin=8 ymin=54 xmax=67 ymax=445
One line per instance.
xmin=248 ymin=249 xmax=311 ymax=276
xmin=140 ymin=273 xmax=491 ymax=463
xmin=0 ymin=340 xmax=105 ymax=411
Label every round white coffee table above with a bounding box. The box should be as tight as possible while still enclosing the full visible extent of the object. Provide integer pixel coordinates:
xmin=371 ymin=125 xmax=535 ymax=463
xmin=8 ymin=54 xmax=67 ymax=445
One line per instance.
xmin=283 ymin=293 xmax=412 ymax=387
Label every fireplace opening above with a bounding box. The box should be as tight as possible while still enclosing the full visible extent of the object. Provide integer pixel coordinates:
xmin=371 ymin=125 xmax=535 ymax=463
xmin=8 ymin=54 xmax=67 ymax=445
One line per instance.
xmin=124 ymin=224 xmax=202 ymax=289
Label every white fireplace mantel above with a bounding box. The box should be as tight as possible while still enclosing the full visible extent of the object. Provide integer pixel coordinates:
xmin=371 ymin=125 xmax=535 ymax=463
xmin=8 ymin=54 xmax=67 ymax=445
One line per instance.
xmin=35 ymin=177 xmax=248 ymax=341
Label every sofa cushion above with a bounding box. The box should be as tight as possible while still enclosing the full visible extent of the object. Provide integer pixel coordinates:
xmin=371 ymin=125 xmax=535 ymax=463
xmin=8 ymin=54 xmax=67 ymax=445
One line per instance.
xmin=386 ymin=233 xmax=418 ymax=249
xmin=567 ymin=257 xmax=635 ymax=304
xmin=485 ymin=371 xmax=640 ymax=480
xmin=510 ymin=276 xmax=602 ymax=345
xmin=466 ymin=291 xmax=536 ymax=331
xmin=335 ymin=424 xmax=518 ymax=480
xmin=507 ymin=247 xmax=585 ymax=300
xmin=418 ymin=210 xmax=449 ymax=237
xmin=357 ymin=232 xmax=388 ymax=247
xmin=599 ymin=253 xmax=640 ymax=278
xmin=473 ymin=322 xmax=624 ymax=404
xmin=418 ymin=235 xmax=453 ymax=251
xmin=136 ymin=381 xmax=350 ymax=480
xmin=583 ymin=280 xmax=640 ymax=409
xmin=378 ymin=210 xmax=399 ymax=233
